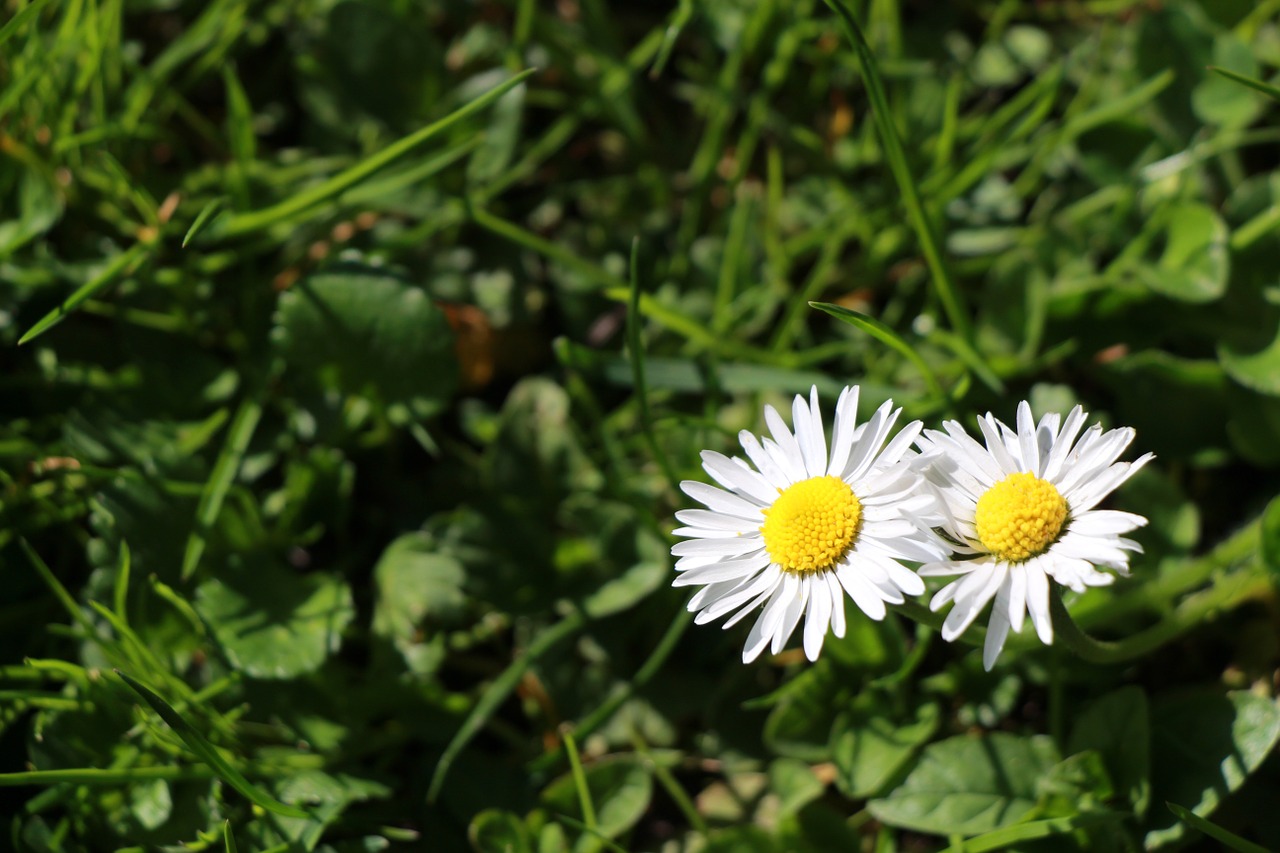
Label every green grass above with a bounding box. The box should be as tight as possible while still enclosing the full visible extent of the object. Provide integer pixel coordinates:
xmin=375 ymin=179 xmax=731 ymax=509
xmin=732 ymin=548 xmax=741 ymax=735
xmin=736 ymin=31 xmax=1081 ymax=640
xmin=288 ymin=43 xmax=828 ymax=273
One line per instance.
xmin=2 ymin=0 xmax=1280 ymax=850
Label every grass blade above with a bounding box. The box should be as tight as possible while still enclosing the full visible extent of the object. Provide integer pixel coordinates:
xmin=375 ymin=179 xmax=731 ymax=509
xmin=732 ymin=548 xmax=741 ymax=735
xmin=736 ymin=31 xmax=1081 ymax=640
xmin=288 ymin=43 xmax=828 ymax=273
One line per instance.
xmin=19 ymin=241 xmax=153 ymax=344
xmin=561 ymin=729 xmax=597 ymax=832
xmin=428 ymin=609 xmax=587 ymax=803
xmin=208 ymin=68 xmax=536 ymax=240
xmin=1208 ymin=66 xmax=1280 ymax=103
xmin=821 ymin=0 xmax=973 ymax=345
xmin=1167 ymin=802 xmax=1270 ymax=853
xmin=182 ymin=395 xmax=263 ymax=580
xmin=223 ymin=820 xmax=239 ymax=853
xmin=809 ymin=302 xmax=947 ymax=402
xmin=115 ymin=671 xmax=309 ymax=818
xmin=0 ymin=0 xmax=54 ymax=49
xmin=627 ymin=239 xmax=680 ymax=493
xmin=183 ymin=198 xmax=227 ymax=247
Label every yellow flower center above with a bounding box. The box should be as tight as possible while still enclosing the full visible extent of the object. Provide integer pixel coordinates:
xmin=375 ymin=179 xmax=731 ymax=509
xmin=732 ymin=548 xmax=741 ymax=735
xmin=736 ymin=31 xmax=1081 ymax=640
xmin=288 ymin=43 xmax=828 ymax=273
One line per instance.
xmin=974 ymin=472 xmax=1068 ymax=563
xmin=761 ymin=476 xmax=862 ymax=574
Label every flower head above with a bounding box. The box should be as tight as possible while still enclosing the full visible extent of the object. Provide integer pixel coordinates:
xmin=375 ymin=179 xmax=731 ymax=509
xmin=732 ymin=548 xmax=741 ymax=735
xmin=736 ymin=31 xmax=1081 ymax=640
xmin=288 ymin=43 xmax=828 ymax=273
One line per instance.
xmin=672 ymin=386 xmax=946 ymax=663
xmin=915 ymin=402 xmax=1153 ymax=669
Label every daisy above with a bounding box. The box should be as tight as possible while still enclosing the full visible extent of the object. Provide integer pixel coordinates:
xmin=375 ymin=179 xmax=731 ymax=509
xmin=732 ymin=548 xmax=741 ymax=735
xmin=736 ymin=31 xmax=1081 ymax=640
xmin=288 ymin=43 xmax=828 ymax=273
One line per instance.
xmin=671 ymin=386 xmax=947 ymax=663
xmin=915 ymin=402 xmax=1153 ymax=670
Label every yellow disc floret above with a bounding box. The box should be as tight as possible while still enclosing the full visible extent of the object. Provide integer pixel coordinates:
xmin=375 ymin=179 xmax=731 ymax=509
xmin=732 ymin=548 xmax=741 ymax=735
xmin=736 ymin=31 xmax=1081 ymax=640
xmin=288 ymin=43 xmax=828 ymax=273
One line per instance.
xmin=761 ymin=476 xmax=862 ymax=574
xmin=975 ymin=472 xmax=1068 ymax=562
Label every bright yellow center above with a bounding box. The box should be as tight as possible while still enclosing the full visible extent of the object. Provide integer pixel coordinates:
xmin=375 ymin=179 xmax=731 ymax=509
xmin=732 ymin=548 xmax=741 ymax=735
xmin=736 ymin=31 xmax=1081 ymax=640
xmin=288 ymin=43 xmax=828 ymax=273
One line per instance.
xmin=975 ymin=472 xmax=1068 ymax=563
xmin=761 ymin=476 xmax=862 ymax=574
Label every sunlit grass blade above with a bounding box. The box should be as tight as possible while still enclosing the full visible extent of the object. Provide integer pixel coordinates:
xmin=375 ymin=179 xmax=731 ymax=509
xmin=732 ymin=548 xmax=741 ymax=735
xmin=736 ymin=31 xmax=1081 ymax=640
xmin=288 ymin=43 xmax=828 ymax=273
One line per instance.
xmin=809 ymin=302 xmax=947 ymax=403
xmin=0 ymin=766 xmax=214 ymax=786
xmin=223 ymin=819 xmax=239 ymax=853
xmin=183 ymin=197 xmax=227 ymax=247
xmin=649 ymin=0 xmax=693 ymax=78
xmin=115 ymin=671 xmax=310 ymax=818
xmin=561 ymin=729 xmax=597 ymax=832
xmin=182 ymin=396 xmax=263 ymax=580
xmin=553 ymin=815 xmax=630 ymax=853
xmin=207 ymin=68 xmax=535 ymax=241
xmin=938 ymin=812 xmax=1124 ymax=852
xmin=18 ymin=241 xmax=154 ymax=344
xmin=1208 ymin=66 xmax=1280 ymax=103
xmin=821 ymin=0 xmax=973 ymax=344
xmin=0 ymin=0 xmax=54 ymax=48
xmin=1167 ymin=802 xmax=1270 ymax=853
xmin=428 ymin=609 xmax=587 ymax=803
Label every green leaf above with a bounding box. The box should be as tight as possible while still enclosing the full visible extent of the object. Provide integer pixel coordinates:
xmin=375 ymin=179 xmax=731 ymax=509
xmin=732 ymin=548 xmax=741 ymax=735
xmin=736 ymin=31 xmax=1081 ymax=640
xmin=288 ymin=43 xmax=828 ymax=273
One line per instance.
xmin=1145 ymin=689 xmax=1280 ymax=847
xmin=1167 ymin=802 xmax=1271 ymax=853
xmin=543 ymin=759 xmax=652 ymax=848
xmin=868 ymin=732 xmax=1061 ymax=836
xmin=273 ymin=265 xmax=457 ymax=411
xmin=115 ymin=671 xmax=309 ymax=818
xmin=581 ymin=555 xmax=666 ymax=619
xmin=1193 ymin=36 xmax=1264 ymax=126
xmin=768 ymin=758 xmax=825 ymax=819
xmin=832 ymin=699 xmax=940 ymax=799
xmin=469 ymin=809 xmax=533 ymax=853
xmin=1067 ymin=686 xmax=1151 ymax=815
xmin=1261 ymin=496 xmax=1280 ymax=575
xmin=1221 ymin=323 xmax=1280 ymax=396
xmin=196 ymin=563 xmax=354 ymax=679
xmin=809 ymin=302 xmax=946 ymax=402
xmin=372 ymin=533 xmax=465 ymax=673
xmin=1139 ymin=203 xmax=1230 ymax=303
xmin=183 ymin=198 xmax=227 ymax=248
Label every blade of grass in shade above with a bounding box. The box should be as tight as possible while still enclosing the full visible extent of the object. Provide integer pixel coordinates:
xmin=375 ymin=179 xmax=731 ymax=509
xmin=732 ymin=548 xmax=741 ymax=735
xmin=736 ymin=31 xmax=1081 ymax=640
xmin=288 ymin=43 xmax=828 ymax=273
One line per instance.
xmin=527 ymin=609 xmax=692 ymax=774
xmin=115 ymin=671 xmax=310 ymax=818
xmin=627 ymin=239 xmax=680 ymax=493
xmin=0 ymin=691 xmax=91 ymax=711
xmin=561 ymin=729 xmax=598 ymax=832
xmin=553 ymin=815 xmax=630 ymax=853
xmin=809 ymin=302 xmax=947 ymax=403
xmin=183 ymin=198 xmax=227 ymax=247
xmin=821 ymin=0 xmax=972 ymax=344
xmin=649 ymin=0 xmax=693 ymax=78
xmin=113 ymin=541 xmax=131 ymax=621
xmin=20 ymin=540 xmax=97 ymax=637
xmin=928 ymin=327 xmax=1005 ymax=394
xmin=207 ymin=69 xmax=535 ymax=240
xmin=0 ymin=0 xmax=54 ymax=47
xmin=1167 ymin=802 xmax=1270 ymax=853
xmin=0 ymin=766 xmax=216 ymax=786
xmin=1208 ymin=66 xmax=1280 ymax=102
xmin=182 ymin=396 xmax=262 ymax=580
xmin=223 ymin=820 xmax=239 ymax=853
xmin=939 ymin=812 xmax=1124 ymax=853
xmin=428 ymin=609 xmax=587 ymax=803
xmin=19 ymin=241 xmax=153 ymax=344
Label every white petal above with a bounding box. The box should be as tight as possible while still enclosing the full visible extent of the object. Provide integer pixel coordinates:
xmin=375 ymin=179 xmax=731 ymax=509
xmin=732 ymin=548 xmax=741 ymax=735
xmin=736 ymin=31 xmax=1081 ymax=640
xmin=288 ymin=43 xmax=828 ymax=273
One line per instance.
xmin=983 ymin=576 xmax=1014 ymax=671
xmin=672 ymin=554 xmax=768 ymax=586
xmin=742 ymin=580 xmax=792 ymax=662
xmin=1068 ymin=510 xmax=1148 ymax=536
xmin=793 ymin=388 xmax=828 ymax=479
xmin=738 ymin=429 xmax=790 ymax=488
xmin=803 ymin=579 xmax=833 ymax=661
xmin=836 ymin=565 xmax=887 ymax=620
xmin=942 ymin=562 xmax=1006 ymax=641
xmin=827 ymin=386 xmax=860 ymax=476
xmin=1016 ymin=401 xmax=1039 ymax=476
xmin=1008 ymin=563 xmax=1027 ymax=632
xmin=844 ymin=401 xmax=899 ymax=482
xmin=771 ymin=576 xmax=809 ymax=654
xmin=1024 ymin=563 xmax=1053 ymax=645
xmin=1041 ymin=406 xmax=1087 ymax=483
xmin=764 ymin=405 xmax=807 ymax=483
xmin=825 ymin=572 xmax=847 ymax=638
xmin=701 ymin=450 xmax=778 ymax=505
xmin=675 ymin=508 xmax=756 ymax=531
xmin=977 ymin=414 xmax=1020 ymax=476
xmin=671 ymin=536 xmax=764 ymax=558
xmin=681 ymin=481 xmax=765 ymax=520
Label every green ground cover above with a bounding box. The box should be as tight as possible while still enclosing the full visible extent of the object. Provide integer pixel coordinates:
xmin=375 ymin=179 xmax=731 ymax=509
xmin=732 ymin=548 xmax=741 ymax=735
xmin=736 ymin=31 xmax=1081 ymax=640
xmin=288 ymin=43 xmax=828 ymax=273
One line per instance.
xmin=3 ymin=0 xmax=1280 ymax=849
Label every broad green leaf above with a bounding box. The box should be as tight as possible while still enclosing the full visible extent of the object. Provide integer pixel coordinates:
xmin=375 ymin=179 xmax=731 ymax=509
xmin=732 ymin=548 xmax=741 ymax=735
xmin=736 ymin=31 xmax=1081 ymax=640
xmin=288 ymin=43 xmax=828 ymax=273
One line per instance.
xmin=1208 ymin=66 xmax=1280 ymax=103
xmin=832 ymin=699 xmax=940 ymax=799
xmin=1067 ymin=686 xmax=1151 ymax=815
xmin=1193 ymin=35 xmax=1264 ymax=127
xmin=273 ymin=265 xmax=457 ymax=412
xmin=1139 ymin=203 xmax=1229 ymax=303
xmin=1145 ymin=689 xmax=1280 ymax=847
xmin=868 ymin=733 xmax=1060 ymax=836
xmin=267 ymin=770 xmax=392 ymax=850
xmin=467 ymin=80 xmax=526 ymax=185
xmin=1221 ymin=324 xmax=1280 ymax=396
xmin=372 ymin=533 xmax=465 ymax=673
xmin=470 ymin=809 xmax=533 ymax=853
xmin=128 ymin=777 xmax=172 ymax=830
xmin=543 ymin=759 xmax=652 ymax=849
xmin=0 ymin=169 xmax=63 ymax=259
xmin=581 ymin=551 xmax=666 ymax=620
xmin=196 ymin=564 xmax=354 ymax=679
xmin=1261 ymin=496 xmax=1280 ymax=575
xmin=768 ymin=758 xmax=825 ymax=819
xmin=115 ymin=672 xmax=309 ymax=818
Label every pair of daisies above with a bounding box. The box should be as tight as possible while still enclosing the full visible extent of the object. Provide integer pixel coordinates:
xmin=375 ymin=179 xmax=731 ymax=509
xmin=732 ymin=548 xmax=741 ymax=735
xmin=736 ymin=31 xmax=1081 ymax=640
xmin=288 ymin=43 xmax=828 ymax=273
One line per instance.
xmin=672 ymin=387 xmax=1152 ymax=670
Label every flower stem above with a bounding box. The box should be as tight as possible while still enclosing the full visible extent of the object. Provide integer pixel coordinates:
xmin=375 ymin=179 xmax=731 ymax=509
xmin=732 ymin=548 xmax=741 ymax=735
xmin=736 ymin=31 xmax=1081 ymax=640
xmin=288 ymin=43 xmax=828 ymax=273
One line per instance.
xmin=1050 ymin=569 xmax=1271 ymax=665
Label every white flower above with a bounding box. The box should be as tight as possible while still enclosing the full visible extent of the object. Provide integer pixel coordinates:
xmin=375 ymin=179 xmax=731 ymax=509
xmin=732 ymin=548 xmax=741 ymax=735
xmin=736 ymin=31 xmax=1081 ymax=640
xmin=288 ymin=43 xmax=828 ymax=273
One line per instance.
xmin=671 ymin=386 xmax=947 ymax=663
xmin=915 ymin=401 xmax=1153 ymax=670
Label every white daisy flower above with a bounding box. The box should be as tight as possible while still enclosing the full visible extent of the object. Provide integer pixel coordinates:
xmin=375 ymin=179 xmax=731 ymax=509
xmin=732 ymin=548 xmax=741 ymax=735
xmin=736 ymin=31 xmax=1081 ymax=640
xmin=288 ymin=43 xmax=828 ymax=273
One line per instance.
xmin=915 ymin=401 xmax=1153 ymax=670
xmin=671 ymin=386 xmax=947 ymax=664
